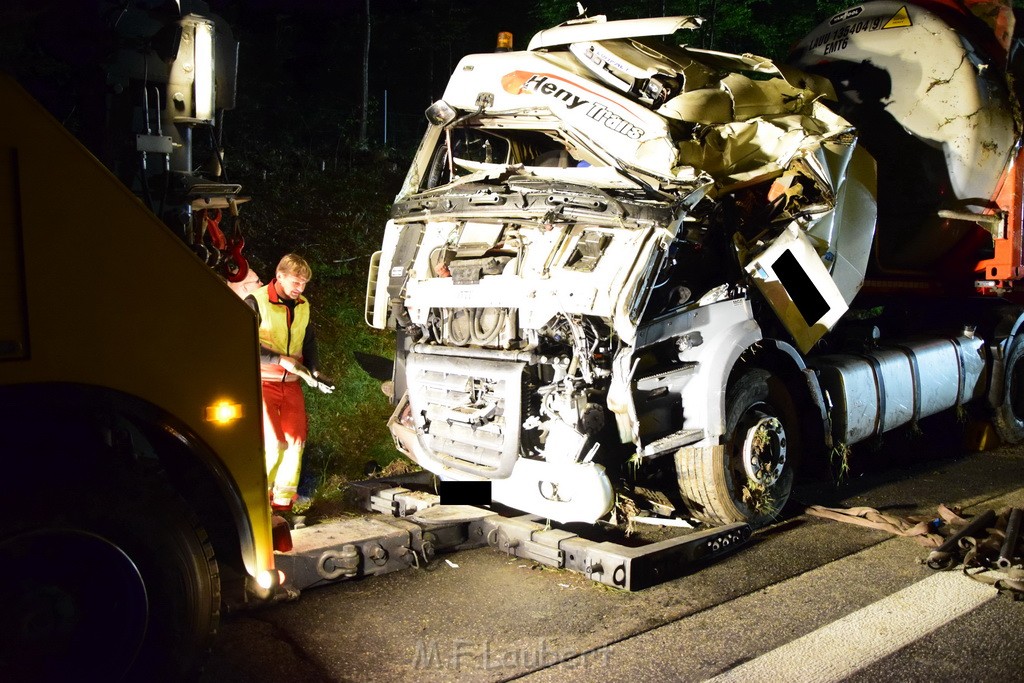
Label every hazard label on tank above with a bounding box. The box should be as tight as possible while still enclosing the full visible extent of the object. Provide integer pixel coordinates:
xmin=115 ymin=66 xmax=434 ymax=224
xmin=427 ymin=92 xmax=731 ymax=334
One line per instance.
xmin=811 ymin=5 xmax=914 ymax=54
xmin=882 ymin=6 xmax=913 ymax=29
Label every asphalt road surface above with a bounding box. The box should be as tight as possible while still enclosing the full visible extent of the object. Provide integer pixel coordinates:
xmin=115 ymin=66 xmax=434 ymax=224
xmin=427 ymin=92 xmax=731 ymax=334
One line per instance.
xmin=202 ymin=424 xmax=1024 ymax=682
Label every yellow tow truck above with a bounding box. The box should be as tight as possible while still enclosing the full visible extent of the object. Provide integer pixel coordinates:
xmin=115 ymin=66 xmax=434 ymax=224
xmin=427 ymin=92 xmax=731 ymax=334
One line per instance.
xmin=0 ymin=2 xmax=284 ymax=679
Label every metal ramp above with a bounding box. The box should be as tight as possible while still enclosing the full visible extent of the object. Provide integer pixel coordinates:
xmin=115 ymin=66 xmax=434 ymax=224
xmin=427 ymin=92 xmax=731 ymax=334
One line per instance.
xmin=275 ymin=478 xmax=750 ymax=593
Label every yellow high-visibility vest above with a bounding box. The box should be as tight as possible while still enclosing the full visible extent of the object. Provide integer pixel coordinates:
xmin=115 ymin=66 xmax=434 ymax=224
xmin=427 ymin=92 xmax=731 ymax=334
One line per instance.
xmin=250 ymin=282 xmax=310 ymax=380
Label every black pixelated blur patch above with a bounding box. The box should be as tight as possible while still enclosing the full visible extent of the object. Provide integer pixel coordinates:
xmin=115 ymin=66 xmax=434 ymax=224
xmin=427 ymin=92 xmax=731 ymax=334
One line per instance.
xmin=439 ymin=480 xmax=492 ymax=506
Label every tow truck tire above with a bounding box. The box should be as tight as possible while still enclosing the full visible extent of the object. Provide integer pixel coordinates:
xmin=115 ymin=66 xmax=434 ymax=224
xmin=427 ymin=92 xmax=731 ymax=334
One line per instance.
xmin=676 ymin=368 xmax=797 ymax=527
xmin=994 ymin=334 xmax=1024 ymax=444
xmin=1 ymin=464 xmax=220 ymax=682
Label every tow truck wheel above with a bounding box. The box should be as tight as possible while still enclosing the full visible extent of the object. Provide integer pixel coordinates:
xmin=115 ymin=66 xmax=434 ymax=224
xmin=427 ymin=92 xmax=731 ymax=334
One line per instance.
xmin=1 ymin=464 xmax=220 ymax=682
xmin=994 ymin=334 xmax=1024 ymax=444
xmin=675 ymin=368 xmax=797 ymax=527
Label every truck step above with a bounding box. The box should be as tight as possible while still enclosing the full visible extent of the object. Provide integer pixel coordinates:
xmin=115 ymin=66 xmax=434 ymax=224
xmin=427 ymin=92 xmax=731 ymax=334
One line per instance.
xmin=641 ymin=428 xmax=704 ymax=457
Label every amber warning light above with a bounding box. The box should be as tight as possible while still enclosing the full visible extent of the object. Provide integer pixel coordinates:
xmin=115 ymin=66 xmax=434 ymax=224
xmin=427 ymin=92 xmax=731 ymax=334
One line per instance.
xmin=205 ymin=400 xmax=244 ymax=425
xmin=496 ymin=31 xmax=513 ymax=52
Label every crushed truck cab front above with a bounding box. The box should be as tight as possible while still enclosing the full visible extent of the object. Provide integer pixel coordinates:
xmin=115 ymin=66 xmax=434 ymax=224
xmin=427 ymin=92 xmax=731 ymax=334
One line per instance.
xmin=367 ymin=15 xmax=877 ymax=526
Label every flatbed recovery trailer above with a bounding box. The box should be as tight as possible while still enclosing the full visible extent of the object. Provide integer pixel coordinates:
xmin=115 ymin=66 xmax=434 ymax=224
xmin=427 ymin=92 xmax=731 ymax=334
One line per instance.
xmin=275 ymin=477 xmax=750 ymax=592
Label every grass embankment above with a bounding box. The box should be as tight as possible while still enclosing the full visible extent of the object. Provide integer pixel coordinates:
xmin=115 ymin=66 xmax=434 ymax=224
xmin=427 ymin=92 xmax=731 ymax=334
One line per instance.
xmin=302 ymin=270 xmax=398 ymax=501
xmin=232 ymin=147 xmax=413 ymax=510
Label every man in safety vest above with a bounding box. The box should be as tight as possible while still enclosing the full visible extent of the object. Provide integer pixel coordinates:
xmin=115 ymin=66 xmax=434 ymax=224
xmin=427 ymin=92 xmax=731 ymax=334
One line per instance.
xmin=245 ymin=253 xmax=333 ymax=511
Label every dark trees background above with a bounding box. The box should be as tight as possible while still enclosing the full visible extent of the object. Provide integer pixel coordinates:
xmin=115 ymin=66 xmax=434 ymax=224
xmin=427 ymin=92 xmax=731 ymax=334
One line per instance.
xmin=214 ymin=0 xmax=856 ymax=159
xmin=204 ymin=0 xmax=546 ymax=159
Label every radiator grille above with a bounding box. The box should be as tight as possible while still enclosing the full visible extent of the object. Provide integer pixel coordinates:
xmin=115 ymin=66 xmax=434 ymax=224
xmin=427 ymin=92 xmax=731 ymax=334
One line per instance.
xmin=406 ymin=352 xmax=525 ymax=478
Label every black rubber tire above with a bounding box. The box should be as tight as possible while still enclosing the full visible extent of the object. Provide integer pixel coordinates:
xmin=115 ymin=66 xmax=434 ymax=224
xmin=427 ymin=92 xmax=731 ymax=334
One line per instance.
xmin=1 ymin=465 xmax=220 ymax=682
xmin=994 ymin=334 xmax=1024 ymax=444
xmin=676 ymin=368 xmax=797 ymax=527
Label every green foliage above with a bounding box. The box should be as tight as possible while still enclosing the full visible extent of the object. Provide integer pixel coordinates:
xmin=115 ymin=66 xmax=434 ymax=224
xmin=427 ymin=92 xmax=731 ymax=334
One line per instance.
xmin=229 ymin=146 xmax=404 ymax=275
xmin=301 ymin=275 xmax=398 ymax=491
xmin=830 ymin=442 xmax=851 ymax=482
xmin=227 ymin=139 xmax=408 ymax=496
xmin=742 ymin=478 xmax=777 ymax=517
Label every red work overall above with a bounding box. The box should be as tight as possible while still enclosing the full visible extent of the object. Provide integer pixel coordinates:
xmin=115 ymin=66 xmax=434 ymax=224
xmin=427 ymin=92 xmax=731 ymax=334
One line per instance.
xmin=249 ymin=281 xmax=311 ymax=508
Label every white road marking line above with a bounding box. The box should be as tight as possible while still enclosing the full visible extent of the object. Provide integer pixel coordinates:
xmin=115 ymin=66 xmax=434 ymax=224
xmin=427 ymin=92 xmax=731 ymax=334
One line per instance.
xmin=707 ymin=570 xmax=998 ymax=683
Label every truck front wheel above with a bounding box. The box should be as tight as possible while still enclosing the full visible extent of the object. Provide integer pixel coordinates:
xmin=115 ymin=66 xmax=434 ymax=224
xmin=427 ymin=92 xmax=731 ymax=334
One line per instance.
xmin=675 ymin=368 xmax=797 ymax=527
xmin=994 ymin=335 xmax=1024 ymax=444
xmin=1 ymin=464 xmax=220 ymax=682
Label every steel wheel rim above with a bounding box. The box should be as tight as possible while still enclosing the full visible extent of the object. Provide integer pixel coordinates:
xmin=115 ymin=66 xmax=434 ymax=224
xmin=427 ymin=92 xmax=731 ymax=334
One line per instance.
xmin=739 ymin=409 xmax=787 ymax=486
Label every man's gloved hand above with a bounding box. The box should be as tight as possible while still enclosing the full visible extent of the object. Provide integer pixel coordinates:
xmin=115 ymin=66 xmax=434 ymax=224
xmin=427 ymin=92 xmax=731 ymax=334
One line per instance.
xmin=280 ymin=356 xmax=316 ymax=386
xmin=312 ymin=372 xmax=335 ymax=394
xmin=280 ymin=356 xmax=333 ymax=393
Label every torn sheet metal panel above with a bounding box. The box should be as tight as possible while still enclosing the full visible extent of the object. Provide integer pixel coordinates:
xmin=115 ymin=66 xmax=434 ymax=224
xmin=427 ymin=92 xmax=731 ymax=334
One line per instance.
xmin=745 ymin=225 xmax=849 ymax=353
xmin=675 ymin=103 xmax=853 ymax=187
xmin=801 ymin=142 xmax=877 ymax=304
xmin=444 ymin=26 xmax=859 ymax=193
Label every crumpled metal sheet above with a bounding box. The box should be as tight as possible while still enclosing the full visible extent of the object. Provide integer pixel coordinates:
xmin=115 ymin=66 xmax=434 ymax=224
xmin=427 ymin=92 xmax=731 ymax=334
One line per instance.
xmin=674 ymin=106 xmax=851 ymax=186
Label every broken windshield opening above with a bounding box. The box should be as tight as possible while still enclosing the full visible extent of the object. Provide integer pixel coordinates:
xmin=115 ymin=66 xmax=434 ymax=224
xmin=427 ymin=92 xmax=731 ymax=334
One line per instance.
xmin=421 ymin=126 xmax=609 ymax=190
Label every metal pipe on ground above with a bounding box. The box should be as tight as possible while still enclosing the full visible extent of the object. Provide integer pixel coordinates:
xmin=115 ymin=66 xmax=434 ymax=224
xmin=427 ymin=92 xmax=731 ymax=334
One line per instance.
xmin=997 ymin=507 xmax=1022 ymax=570
xmin=926 ymin=509 xmax=996 ymax=570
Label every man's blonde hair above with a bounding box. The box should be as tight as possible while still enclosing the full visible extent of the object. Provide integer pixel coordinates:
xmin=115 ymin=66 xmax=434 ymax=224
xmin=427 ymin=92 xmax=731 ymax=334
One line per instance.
xmin=277 ymin=253 xmax=312 ymax=280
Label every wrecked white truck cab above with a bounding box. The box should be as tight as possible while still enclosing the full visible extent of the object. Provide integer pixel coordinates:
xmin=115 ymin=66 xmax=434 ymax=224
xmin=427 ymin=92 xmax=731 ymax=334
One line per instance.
xmin=367 ymin=4 xmax=1020 ymax=528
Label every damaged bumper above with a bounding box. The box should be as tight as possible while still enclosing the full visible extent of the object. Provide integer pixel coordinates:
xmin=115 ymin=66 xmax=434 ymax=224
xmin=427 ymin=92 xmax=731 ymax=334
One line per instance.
xmin=389 ymin=392 xmax=615 ymax=524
